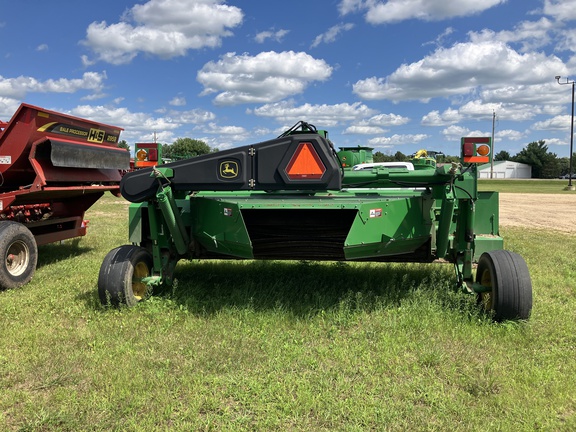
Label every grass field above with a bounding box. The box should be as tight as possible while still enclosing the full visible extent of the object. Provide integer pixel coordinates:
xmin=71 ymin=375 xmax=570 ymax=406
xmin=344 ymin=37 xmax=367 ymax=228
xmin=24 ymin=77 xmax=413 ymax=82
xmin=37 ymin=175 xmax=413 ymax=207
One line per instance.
xmin=478 ymin=178 xmax=576 ymax=194
xmin=1 ymin=191 xmax=575 ymax=431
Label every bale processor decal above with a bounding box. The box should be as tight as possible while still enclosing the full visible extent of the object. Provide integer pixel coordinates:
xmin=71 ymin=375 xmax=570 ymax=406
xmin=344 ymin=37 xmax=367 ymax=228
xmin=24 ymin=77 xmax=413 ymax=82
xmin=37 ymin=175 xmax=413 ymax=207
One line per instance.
xmin=36 ymin=119 xmax=120 ymax=144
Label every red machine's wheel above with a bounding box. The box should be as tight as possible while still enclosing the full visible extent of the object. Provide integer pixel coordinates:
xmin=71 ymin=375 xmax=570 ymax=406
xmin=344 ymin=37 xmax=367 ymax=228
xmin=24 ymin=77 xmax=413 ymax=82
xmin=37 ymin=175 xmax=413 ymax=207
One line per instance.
xmin=0 ymin=222 xmax=38 ymax=290
xmin=98 ymin=245 xmax=153 ymax=307
xmin=476 ymin=250 xmax=532 ymax=321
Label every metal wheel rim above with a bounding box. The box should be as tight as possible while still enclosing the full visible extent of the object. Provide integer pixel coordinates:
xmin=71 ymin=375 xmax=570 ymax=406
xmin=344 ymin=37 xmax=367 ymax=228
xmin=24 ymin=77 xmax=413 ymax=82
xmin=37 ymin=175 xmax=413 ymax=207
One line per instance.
xmin=479 ymin=267 xmax=494 ymax=311
xmin=6 ymin=240 xmax=29 ymax=277
xmin=132 ymin=261 xmax=150 ymax=301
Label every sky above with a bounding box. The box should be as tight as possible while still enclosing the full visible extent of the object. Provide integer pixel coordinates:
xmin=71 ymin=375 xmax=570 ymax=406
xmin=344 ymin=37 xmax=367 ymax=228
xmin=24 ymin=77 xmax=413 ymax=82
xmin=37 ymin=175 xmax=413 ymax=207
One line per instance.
xmin=1 ymin=0 xmax=576 ymax=158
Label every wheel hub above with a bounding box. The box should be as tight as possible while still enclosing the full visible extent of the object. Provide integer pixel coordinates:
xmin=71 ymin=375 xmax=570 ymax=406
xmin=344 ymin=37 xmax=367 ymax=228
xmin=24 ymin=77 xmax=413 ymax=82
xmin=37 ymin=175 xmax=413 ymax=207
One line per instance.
xmin=132 ymin=261 xmax=150 ymax=300
xmin=5 ymin=240 xmax=29 ymax=277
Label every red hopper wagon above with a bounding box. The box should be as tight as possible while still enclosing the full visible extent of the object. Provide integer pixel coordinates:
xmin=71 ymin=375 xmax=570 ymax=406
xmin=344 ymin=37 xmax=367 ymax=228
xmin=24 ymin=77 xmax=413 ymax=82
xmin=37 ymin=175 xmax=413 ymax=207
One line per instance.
xmin=0 ymin=103 xmax=129 ymax=289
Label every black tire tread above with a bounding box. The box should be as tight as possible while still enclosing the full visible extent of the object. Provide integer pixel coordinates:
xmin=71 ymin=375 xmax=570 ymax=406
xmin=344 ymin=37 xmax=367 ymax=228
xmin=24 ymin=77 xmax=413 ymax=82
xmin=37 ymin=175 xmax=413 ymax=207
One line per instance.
xmin=98 ymin=245 xmax=152 ymax=307
xmin=477 ymin=250 xmax=532 ymax=321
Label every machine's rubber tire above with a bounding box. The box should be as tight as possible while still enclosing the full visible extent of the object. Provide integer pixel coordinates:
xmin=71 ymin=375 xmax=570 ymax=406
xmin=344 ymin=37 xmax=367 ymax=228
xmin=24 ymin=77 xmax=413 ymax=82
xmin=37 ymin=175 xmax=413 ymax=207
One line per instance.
xmin=0 ymin=221 xmax=38 ymax=290
xmin=98 ymin=245 xmax=153 ymax=307
xmin=476 ymin=250 xmax=532 ymax=321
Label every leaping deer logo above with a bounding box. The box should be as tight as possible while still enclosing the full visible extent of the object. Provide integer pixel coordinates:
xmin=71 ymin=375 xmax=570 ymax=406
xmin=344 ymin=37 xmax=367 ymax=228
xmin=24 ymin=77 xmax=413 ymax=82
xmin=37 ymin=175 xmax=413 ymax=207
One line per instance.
xmin=220 ymin=161 xmax=239 ymax=179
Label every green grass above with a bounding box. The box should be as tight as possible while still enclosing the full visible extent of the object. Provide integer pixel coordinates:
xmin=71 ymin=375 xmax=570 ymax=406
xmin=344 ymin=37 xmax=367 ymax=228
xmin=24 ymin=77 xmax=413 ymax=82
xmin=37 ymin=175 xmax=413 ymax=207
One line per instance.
xmin=478 ymin=178 xmax=576 ymax=194
xmin=1 ymin=194 xmax=575 ymax=431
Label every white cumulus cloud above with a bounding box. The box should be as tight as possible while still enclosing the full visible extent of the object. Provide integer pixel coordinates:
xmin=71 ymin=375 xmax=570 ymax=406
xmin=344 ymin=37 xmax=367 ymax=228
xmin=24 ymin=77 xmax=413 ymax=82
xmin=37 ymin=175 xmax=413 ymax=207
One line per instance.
xmin=532 ymin=115 xmax=573 ymax=131
xmin=352 ymin=41 xmax=566 ymax=102
xmin=0 ymin=72 xmax=106 ymax=99
xmin=368 ymin=133 xmax=428 ymax=146
xmin=311 ymin=23 xmax=354 ymax=48
xmin=197 ymin=51 xmax=333 ymax=105
xmin=83 ymin=0 xmax=243 ymax=64
xmin=542 ymin=0 xmax=576 ymax=21
xmin=252 ymin=100 xmax=376 ymax=126
xmin=421 ymin=108 xmax=461 ymax=126
xmin=254 ymin=29 xmax=289 ymax=44
xmin=339 ymin=0 xmax=506 ymax=24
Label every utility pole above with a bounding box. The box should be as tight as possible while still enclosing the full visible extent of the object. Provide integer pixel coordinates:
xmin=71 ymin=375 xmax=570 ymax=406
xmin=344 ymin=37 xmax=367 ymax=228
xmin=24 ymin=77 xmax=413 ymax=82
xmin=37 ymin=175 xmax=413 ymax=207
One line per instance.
xmin=555 ymin=76 xmax=575 ymax=190
xmin=490 ymin=110 xmax=495 ymax=179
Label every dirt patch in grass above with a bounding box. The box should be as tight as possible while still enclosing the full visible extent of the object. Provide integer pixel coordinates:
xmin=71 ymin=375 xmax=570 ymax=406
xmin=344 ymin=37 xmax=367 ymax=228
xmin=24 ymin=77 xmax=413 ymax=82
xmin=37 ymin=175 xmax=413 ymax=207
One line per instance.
xmin=499 ymin=193 xmax=576 ymax=234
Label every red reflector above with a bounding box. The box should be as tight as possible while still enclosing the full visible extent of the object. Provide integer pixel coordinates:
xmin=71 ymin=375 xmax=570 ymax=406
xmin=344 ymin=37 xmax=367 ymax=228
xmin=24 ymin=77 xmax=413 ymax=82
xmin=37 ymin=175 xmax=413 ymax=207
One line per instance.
xmin=285 ymin=142 xmax=326 ymax=180
xmin=148 ymin=148 xmax=158 ymax=161
xmin=463 ymin=142 xmax=475 ymax=157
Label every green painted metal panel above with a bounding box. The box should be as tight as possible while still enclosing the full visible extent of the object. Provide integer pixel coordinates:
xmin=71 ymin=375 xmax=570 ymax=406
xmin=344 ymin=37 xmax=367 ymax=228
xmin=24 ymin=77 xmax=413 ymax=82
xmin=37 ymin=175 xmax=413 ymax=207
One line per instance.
xmin=130 ymin=185 xmax=501 ymax=263
xmin=474 ymin=235 xmax=504 ymax=261
xmin=344 ymin=195 xmax=434 ymax=259
xmin=129 ymin=199 xmax=190 ymax=251
xmin=474 ymin=191 xmax=499 ymax=236
xmin=190 ymin=196 xmax=253 ymax=258
xmin=128 ymin=203 xmax=144 ymax=244
xmin=189 ymin=190 xmax=438 ymax=262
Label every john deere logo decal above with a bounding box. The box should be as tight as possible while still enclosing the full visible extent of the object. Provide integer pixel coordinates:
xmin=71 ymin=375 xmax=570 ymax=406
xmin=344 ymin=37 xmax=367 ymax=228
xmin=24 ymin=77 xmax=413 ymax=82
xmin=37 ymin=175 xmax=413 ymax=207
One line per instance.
xmin=219 ymin=161 xmax=239 ymax=179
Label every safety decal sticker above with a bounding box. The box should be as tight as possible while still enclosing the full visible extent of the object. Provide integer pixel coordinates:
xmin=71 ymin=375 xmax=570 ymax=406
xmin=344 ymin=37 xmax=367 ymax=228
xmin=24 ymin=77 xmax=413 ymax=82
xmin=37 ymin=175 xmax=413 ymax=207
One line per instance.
xmin=369 ymin=208 xmax=383 ymax=218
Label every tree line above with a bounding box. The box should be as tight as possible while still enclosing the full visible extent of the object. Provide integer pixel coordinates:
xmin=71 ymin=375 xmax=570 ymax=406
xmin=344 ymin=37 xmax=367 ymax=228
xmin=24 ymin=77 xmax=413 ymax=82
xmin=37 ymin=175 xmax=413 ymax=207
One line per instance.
xmin=117 ymin=138 xmax=216 ymax=161
xmin=373 ymin=140 xmax=576 ymax=179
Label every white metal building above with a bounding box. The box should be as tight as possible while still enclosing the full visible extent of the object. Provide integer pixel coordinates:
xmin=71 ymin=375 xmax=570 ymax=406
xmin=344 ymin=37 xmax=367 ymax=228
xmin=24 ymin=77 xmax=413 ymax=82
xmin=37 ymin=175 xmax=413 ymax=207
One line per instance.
xmin=477 ymin=160 xmax=532 ymax=179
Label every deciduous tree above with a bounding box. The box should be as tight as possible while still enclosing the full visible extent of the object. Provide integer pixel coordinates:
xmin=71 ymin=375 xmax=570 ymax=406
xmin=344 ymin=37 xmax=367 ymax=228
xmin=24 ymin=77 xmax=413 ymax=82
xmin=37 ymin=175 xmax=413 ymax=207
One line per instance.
xmin=162 ymin=138 xmax=214 ymax=160
xmin=117 ymin=139 xmax=130 ymax=151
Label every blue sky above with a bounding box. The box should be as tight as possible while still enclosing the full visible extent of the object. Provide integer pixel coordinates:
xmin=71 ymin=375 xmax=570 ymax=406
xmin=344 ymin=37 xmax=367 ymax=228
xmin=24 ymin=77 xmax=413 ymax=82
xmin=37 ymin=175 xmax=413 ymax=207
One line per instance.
xmin=1 ymin=0 xmax=575 ymax=158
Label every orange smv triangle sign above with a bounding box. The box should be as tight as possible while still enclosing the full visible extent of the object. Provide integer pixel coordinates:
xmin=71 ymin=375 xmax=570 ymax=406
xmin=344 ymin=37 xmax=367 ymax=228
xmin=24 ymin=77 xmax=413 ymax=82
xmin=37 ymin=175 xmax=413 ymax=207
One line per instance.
xmin=286 ymin=142 xmax=326 ymax=180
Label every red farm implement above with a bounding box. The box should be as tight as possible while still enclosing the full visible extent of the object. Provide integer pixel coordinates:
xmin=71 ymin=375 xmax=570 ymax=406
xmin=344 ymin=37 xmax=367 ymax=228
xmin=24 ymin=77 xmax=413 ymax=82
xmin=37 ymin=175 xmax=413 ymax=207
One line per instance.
xmin=0 ymin=103 xmax=129 ymax=289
